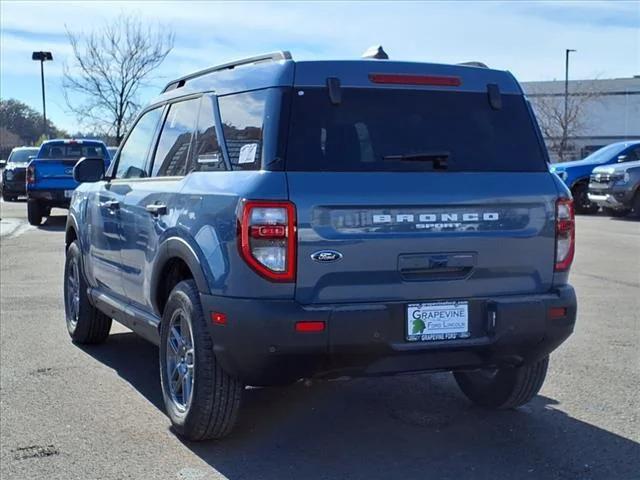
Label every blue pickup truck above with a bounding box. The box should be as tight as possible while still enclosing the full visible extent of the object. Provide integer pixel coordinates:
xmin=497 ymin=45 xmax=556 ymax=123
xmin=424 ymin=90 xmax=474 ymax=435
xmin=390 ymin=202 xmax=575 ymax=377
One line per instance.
xmin=26 ymin=139 xmax=110 ymax=225
xmin=65 ymin=52 xmax=577 ymax=440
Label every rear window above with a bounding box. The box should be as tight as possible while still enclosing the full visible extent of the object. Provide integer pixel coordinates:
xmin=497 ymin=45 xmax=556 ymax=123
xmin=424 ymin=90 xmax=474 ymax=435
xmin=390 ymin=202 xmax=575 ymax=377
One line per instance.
xmin=39 ymin=143 xmax=106 ymax=160
xmin=286 ymin=88 xmax=546 ymax=172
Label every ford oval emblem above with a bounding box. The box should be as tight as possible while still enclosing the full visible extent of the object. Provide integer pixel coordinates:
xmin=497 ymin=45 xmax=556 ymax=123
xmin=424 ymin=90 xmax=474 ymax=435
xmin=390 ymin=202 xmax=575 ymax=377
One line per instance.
xmin=311 ymin=250 xmax=343 ymax=263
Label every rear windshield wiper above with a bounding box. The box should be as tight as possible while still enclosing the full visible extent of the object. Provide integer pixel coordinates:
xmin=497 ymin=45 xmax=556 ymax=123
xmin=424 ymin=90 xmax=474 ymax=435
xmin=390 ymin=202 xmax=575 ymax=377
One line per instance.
xmin=383 ymin=151 xmax=449 ymax=169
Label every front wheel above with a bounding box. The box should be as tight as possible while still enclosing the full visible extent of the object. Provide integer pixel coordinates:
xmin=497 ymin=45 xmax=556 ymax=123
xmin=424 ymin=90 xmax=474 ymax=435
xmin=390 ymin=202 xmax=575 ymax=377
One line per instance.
xmin=572 ymin=183 xmax=598 ymax=214
xmin=454 ymin=356 xmax=549 ymax=409
xmin=632 ymin=191 xmax=640 ymax=219
xmin=159 ymin=280 xmax=243 ymax=441
xmin=64 ymin=241 xmax=112 ymax=343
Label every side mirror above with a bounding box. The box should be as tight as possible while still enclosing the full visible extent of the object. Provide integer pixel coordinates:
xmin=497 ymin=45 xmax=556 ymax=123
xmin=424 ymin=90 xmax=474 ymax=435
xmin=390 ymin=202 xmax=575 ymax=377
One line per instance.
xmin=0 ymin=160 xmax=6 ymax=168
xmin=617 ymin=155 xmax=627 ymax=163
xmin=73 ymin=157 xmax=105 ymax=183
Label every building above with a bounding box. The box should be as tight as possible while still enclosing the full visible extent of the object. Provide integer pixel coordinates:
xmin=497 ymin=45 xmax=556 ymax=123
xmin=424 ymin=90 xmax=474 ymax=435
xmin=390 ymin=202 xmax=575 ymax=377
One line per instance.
xmin=521 ymin=77 xmax=640 ymax=163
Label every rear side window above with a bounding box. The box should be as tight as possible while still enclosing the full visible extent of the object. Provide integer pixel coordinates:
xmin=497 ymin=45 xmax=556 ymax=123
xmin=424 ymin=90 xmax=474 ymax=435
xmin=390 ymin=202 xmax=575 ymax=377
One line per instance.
xmin=286 ymin=88 xmax=547 ymax=172
xmin=191 ymin=96 xmax=226 ymax=172
xmin=151 ymin=98 xmax=199 ymax=177
xmin=218 ymin=90 xmax=267 ymax=171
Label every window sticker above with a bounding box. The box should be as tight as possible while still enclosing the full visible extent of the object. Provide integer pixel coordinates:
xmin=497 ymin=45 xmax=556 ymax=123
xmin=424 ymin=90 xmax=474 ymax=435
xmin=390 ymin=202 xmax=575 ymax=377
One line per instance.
xmin=238 ymin=143 xmax=258 ymax=164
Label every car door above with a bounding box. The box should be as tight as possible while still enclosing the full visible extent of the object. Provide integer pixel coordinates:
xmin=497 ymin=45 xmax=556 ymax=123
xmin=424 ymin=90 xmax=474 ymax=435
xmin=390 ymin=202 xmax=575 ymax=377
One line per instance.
xmin=89 ymin=106 xmax=165 ymax=300
xmin=118 ymin=96 xmax=201 ymax=311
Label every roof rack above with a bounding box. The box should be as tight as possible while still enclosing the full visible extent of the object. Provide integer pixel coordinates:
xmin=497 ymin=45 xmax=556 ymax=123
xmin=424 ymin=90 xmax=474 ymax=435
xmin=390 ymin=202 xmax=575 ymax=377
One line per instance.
xmin=162 ymin=51 xmax=293 ymax=93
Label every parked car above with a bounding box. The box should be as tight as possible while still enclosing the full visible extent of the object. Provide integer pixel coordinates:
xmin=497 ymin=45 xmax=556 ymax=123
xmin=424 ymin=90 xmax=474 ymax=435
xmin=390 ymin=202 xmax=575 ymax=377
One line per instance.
xmin=0 ymin=147 xmax=39 ymax=201
xmin=549 ymin=141 xmax=640 ymax=214
xmin=64 ymin=51 xmax=577 ymax=441
xmin=588 ymin=160 xmax=640 ymax=217
xmin=26 ymin=139 xmax=110 ymax=225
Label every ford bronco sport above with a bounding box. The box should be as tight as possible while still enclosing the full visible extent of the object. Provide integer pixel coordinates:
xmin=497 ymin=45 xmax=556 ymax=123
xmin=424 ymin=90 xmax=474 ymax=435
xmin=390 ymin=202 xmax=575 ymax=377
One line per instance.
xmin=64 ymin=51 xmax=577 ymax=440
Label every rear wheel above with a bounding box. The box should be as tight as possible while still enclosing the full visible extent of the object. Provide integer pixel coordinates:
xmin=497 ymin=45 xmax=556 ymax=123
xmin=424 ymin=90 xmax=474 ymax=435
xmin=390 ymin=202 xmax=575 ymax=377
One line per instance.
xmin=572 ymin=183 xmax=598 ymax=214
xmin=27 ymin=199 xmax=43 ymax=225
xmin=159 ymin=280 xmax=243 ymax=441
xmin=454 ymin=356 xmax=549 ymax=409
xmin=64 ymin=241 xmax=112 ymax=344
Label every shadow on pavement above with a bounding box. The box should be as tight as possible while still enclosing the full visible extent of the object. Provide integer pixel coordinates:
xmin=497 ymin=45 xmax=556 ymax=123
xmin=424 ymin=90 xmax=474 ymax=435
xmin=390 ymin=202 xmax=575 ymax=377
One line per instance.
xmin=81 ymin=331 xmax=640 ymax=480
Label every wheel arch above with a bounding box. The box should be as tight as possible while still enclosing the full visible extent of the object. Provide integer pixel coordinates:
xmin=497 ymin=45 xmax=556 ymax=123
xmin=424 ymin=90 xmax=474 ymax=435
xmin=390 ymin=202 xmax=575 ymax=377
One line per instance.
xmin=569 ymin=176 xmax=590 ymax=191
xmin=65 ymin=213 xmax=80 ymax=250
xmin=151 ymin=237 xmax=211 ymax=318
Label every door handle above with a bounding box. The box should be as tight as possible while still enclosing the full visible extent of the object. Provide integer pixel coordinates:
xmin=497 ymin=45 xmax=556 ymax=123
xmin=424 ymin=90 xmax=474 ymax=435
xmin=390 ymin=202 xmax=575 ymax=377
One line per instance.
xmin=102 ymin=200 xmax=120 ymax=211
xmin=146 ymin=203 xmax=167 ymax=216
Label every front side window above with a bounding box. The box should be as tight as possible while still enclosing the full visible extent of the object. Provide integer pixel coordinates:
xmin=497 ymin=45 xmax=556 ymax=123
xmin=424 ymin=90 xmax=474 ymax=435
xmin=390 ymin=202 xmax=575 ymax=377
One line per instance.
xmin=218 ymin=90 xmax=267 ymax=171
xmin=151 ymin=98 xmax=200 ymax=177
xmin=116 ymin=108 xmax=163 ymax=179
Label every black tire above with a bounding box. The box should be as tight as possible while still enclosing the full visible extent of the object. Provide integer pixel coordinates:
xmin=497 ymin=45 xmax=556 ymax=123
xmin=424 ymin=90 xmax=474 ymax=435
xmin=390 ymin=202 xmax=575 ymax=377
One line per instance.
xmin=572 ymin=183 xmax=598 ymax=214
xmin=602 ymin=207 xmax=630 ymax=218
xmin=27 ymin=199 xmax=43 ymax=226
xmin=454 ymin=356 xmax=549 ymax=409
xmin=64 ymin=241 xmax=112 ymax=344
xmin=159 ymin=280 xmax=243 ymax=441
xmin=632 ymin=191 xmax=640 ymax=219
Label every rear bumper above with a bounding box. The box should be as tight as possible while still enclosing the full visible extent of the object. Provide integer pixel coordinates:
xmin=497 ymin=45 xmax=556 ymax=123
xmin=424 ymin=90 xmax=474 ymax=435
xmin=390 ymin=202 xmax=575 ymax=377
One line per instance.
xmin=27 ymin=189 xmax=71 ymax=208
xmin=200 ymin=286 xmax=577 ymax=385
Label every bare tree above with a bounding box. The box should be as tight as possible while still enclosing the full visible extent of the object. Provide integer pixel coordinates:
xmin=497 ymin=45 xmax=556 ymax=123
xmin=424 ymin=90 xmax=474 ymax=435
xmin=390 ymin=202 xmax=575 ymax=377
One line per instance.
xmin=528 ymin=81 xmax=602 ymax=162
xmin=63 ymin=14 xmax=174 ymax=143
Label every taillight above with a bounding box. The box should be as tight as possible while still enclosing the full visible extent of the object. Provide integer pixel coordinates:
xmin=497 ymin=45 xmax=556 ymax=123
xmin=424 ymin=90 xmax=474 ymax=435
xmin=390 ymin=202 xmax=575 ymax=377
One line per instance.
xmin=26 ymin=165 xmax=36 ymax=185
xmin=555 ymin=198 xmax=575 ymax=271
xmin=239 ymin=200 xmax=296 ymax=282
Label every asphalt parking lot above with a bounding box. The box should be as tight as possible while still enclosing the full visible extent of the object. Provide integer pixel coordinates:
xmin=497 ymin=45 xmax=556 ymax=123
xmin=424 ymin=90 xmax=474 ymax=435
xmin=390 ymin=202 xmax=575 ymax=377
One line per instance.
xmin=1 ymin=199 xmax=638 ymax=480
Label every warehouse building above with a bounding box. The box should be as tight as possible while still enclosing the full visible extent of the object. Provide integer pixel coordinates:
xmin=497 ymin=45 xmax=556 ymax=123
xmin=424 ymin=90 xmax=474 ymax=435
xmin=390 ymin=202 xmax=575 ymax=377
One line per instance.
xmin=522 ymin=77 xmax=640 ymax=163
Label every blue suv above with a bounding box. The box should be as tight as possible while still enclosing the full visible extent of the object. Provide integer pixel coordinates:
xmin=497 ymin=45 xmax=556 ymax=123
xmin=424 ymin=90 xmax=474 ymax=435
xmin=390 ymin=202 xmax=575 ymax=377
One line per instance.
xmin=65 ymin=52 xmax=577 ymax=440
xmin=549 ymin=141 xmax=640 ymax=214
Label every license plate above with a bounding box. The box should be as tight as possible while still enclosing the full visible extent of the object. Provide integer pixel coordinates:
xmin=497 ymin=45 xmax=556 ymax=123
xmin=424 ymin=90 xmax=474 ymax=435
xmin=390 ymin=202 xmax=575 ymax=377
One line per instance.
xmin=406 ymin=301 xmax=469 ymax=342
xmin=64 ymin=190 xmax=74 ymax=198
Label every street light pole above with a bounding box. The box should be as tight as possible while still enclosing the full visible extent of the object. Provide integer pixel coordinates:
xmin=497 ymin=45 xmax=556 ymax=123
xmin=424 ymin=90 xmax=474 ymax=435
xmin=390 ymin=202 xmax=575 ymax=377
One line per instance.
xmin=31 ymin=51 xmax=53 ymax=139
xmin=40 ymin=60 xmax=47 ymax=137
xmin=563 ymin=49 xmax=576 ymax=160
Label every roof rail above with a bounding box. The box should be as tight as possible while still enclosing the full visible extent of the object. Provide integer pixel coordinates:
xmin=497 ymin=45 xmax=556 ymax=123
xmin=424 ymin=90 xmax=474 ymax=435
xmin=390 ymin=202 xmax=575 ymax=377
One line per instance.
xmin=162 ymin=51 xmax=293 ymax=93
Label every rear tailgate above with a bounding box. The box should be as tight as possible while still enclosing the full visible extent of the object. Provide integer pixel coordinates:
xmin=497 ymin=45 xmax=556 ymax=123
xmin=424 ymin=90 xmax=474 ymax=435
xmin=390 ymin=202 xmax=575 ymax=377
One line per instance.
xmin=29 ymin=159 xmax=79 ymax=191
xmin=285 ymin=65 xmax=556 ymax=305
xmin=289 ymin=172 xmax=557 ymax=304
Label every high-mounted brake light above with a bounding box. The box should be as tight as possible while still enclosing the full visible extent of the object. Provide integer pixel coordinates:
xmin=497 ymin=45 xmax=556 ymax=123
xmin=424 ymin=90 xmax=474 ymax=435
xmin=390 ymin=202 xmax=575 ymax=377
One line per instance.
xmin=369 ymin=73 xmax=462 ymax=87
xmin=555 ymin=198 xmax=575 ymax=272
xmin=239 ymin=200 xmax=296 ymax=282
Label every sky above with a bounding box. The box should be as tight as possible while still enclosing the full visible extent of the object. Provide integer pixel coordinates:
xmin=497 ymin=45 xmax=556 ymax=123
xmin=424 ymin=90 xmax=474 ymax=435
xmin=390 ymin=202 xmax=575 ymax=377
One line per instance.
xmin=1 ymin=0 xmax=639 ymax=132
